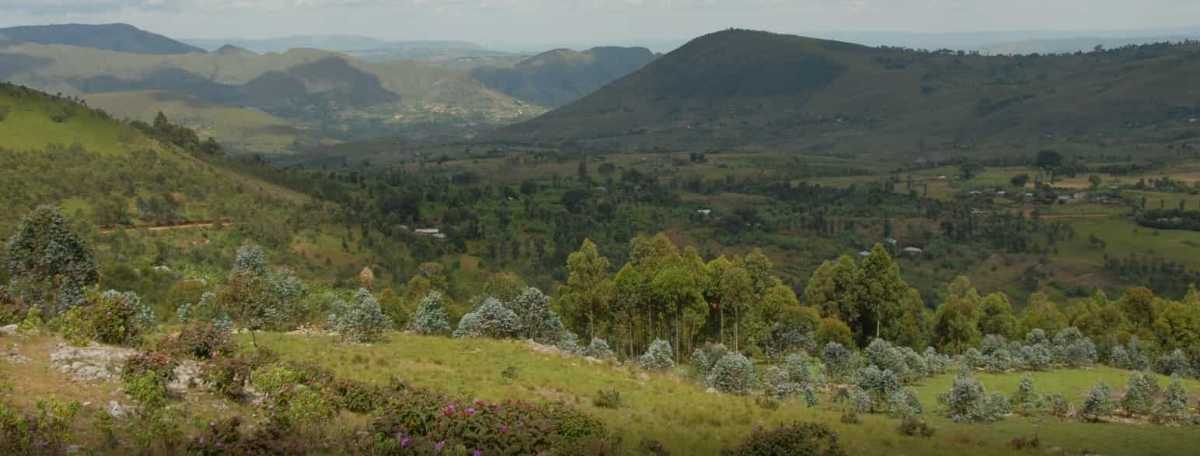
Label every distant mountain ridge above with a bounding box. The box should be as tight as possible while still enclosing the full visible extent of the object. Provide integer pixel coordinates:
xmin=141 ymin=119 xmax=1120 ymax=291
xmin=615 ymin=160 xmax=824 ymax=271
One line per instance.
xmin=493 ymin=29 xmax=1200 ymax=161
xmin=471 ymin=46 xmax=657 ymax=107
xmin=185 ymin=35 xmax=484 ymax=53
xmin=0 ymin=23 xmax=204 ymax=55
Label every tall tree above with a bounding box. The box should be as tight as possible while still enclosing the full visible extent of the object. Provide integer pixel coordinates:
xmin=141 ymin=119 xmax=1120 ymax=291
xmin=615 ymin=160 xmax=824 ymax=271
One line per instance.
xmin=5 ymin=205 xmax=98 ymax=315
xmin=559 ymin=239 xmax=614 ymax=339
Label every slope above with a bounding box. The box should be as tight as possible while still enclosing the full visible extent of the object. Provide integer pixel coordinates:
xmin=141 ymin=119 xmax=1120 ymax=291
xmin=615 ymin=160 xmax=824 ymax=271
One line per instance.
xmin=0 ymin=23 xmax=204 ymax=55
xmin=471 ymin=46 xmax=656 ymax=107
xmin=493 ymin=29 xmax=1200 ymax=162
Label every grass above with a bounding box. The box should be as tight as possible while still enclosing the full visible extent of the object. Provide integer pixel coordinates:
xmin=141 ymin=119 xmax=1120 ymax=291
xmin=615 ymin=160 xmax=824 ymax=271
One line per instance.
xmin=0 ymin=89 xmax=156 ymax=155
xmin=254 ymin=331 xmax=1200 ymax=455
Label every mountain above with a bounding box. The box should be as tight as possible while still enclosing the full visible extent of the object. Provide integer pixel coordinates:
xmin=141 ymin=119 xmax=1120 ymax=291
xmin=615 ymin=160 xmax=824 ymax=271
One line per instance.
xmin=471 ymin=47 xmax=657 ymax=107
xmin=185 ymin=35 xmax=483 ymax=53
xmin=981 ymin=35 xmax=1200 ymax=55
xmin=492 ymin=29 xmax=1200 ymax=161
xmin=0 ymin=23 xmax=204 ymax=55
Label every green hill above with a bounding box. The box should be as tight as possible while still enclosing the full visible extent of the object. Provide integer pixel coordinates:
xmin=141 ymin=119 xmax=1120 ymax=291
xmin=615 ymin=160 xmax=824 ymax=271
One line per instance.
xmin=493 ymin=29 xmax=1200 ymax=161
xmin=0 ymin=23 xmax=204 ymax=55
xmin=471 ymin=46 xmax=657 ymax=107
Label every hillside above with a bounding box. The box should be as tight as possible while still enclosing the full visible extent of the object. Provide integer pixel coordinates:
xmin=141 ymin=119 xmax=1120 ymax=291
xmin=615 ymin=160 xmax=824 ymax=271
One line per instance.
xmin=493 ymin=29 xmax=1200 ymax=161
xmin=0 ymin=23 xmax=203 ymax=55
xmin=471 ymin=46 xmax=657 ymax=107
xmin=0 ymin=43 xmax=539 ymax=152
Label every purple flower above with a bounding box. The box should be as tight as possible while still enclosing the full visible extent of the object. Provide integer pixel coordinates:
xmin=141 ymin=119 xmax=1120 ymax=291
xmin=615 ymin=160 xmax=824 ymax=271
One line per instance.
xmin=499 ymin=424 xmax=509 ymax=434
xmin=465 ymin=407 xmax=477 ymax=417
xmin=473 ymin=450 xmax=483 ymax=456
xmin=400 ymin=436 xmax=412 ymax=448
xmin=435 ymin=441 xmax=446 ymax=452
xmin=443 ymin=404 xmax=457 ymax=416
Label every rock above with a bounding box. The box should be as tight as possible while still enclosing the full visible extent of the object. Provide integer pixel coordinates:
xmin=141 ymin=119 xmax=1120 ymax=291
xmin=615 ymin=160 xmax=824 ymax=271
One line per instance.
xmin=705 ymin=387 xmax=718 ymax=394
xmin=169 ymin=360 xmax=203 ymax=394
xmin=0 ymin=324 xmax=18 ymax=336
xmin=50 ymin=343 xmax=137 ymax=382
xmin=106 ymin=400 xmax=128 ymax=418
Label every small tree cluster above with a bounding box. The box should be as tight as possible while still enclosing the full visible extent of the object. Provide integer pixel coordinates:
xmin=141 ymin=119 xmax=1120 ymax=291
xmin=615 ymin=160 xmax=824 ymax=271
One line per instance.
xmin=854 ymin=365 xmax=900 ymax=413
xmin=1155 ymin=349 xmax=1193 ymax=378
xmin=821 ymin=342 xmax=859 ymax=381
xmin=407 ymin=291 xmax=451 ymax=335
xmin=584 ymin=338 xmax=615 ymax=360
xmin=507 ymin=287 xmax=566 ymax=343
xmin=691 ymin=343 xmax=731 ymax=380
xmin=328 ymin=289 xmax=392 ymax=343
xmin=1010 ymin=375 xmax=1043 ymax=416
xmin=1120 ymin=371 xmax=1159 ymax=416
xmin=639 ymin=339 xmax=675 ymax=371
xmin=1152 ymin=376 xmax=1192 ymax=423
xmin=1109 ymin=336 xmax=1150 ymax=371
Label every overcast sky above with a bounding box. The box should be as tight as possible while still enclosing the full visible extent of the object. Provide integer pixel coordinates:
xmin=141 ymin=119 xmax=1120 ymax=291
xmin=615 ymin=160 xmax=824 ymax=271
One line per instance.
xmin=1 ymin=0 xmax=1198 ymax=49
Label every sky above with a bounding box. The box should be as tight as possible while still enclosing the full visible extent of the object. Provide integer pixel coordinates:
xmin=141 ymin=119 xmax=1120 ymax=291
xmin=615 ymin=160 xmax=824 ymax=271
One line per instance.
xmin=1 ymin=0 xmax=1198 ymax=50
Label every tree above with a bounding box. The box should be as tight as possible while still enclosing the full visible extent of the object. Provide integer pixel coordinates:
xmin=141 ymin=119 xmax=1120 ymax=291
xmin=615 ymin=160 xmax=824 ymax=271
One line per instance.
xmin=1152 ymin=299 xmax=1200 ymax=355
xmin=930 ymin=277 xmax=981 ymax=354
xmin=558 ymin=239 xmax=614 ymax=340
xmin=5 ymin=206 xmax=98 ymax=315
xmin=651 ymin=262 xmax=706 ymax=361
xmin=1036 ymin=150 xmax=1063 ymax=171
xmin=705 ymin=256 xmax=752 ymax=348
xmin=454 ymin=297 xmax=521 ymax=339
xmin=977 ymin=292 xmax=1019 ymax=339
xmin=1118 ymin=287 xmax=1156 ymax=329
xmin=1021 ymin=293 xmax=1067 ymax=334
xmin=805 ymin=255 xmax=861 ymax=330
xmin=507 ymin=287 xmax=565 ymax=343
xmin=328 ymin=288 xmax=393 ymax=343
xmin=1010 ymin=174 xmax=1030 ymax=187
xmin=408 ymin=291 xmax=451 ymax=335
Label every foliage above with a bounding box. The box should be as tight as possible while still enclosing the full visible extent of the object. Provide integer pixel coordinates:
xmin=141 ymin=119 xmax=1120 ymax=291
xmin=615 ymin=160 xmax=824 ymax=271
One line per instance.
xmin=4 ymin=205 xmax=98 ymax=315
xmin=1154 ymin=349 xmax=1193 ymax=377
xmin=1121 ymin=371 xmax=1159 ymax=416
xmin=896 ymin=415 xmax=935 ymax=438
xmin=328 ymin=288 xmax=393 ymax=343
xmin=408 ymin=291 xmax=452 ymax=335
xmin=821 ymin=342 xmax=858 ymax=381
xmin=454 ymin=297 xmax=521 ymax=339
xmin=939 ymin=371 xmax=1005 ymax=422
xmin=0 ymin=399 xmax=81 ymax=455
xmin=1011 ymin=375 xmax=1043 ymax=416
xmin=507 ymin=287 xmax=566 ymax=343
xmin=584 ymin=337 xmax=615 ymax=360
xmin=1051 ymin=327 xmax=1097 ymax=368
xmin=1152 ymin=376 xmax=1192 ymax=423
xmin=706 ymin=352 xmax=757 ymax=395
xmin=639 ymin=339 xmax=675 ymax=371
xmin=691 ymin=343 xmax=731 ymax=380
xmin=63 ymin=289 xmax=154 ymax=346
xmin=720 ymin=422 xmax=847 ymax=456
xmin=123 ymin=351 xmax=178 ymax=386
xmin=593 ymin=389 xmax=622 ymax=409
xmin=854 ymin=365 xmax=900 ymax=412
xmin=888 ymin=388 xmax=924 ymax=418
xmin=173 ymin=320 xmax=233 ymax=359
xmin=1079 ymin=382 xmax=1115 ymax=422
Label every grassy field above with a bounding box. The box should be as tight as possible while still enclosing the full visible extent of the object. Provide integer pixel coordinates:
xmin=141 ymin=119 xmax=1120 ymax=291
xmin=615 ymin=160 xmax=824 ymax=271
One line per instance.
xmin=0 ymin=89 xmax=156 ymax=155
xmin=251 ymin=331 xmax=1200 ymax=456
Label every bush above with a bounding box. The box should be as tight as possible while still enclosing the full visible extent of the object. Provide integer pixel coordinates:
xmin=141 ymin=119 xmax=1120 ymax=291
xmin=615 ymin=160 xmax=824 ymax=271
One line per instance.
xmin=721 ymin=422 xmax=848 ymax=456
xmin=173 ymin=320 xmax=232 ymax=359
xmin=896 ymin=416 xmax=935 ymax=438
xmin=1120 ymin=371 xmax=1159 ymax=416
xmin=706 ymin=352 xmax=756 ymax=395
xmin=865 ymin=338 xmax=911 ymax=380
xmin=1078 ymin=382 xmax=1114 ymax=422
xmin=1018 ymin=343 xmax=1053 ymax=371
xmin=584 ymin=338 xmax=615 ymax=360
xmin=593 ymin=389 xmax=622 ymax=409
xmin=889 ymin=388 xmax=923 ymax=417
xmin=1155 ymin=349 xmax=1193 ymax=377
xmin=61 ymin=289 xmax=154 ymax=346
xmin=406 ymin=291 xmax=451 ymax=335
xmin=854 ymin=365 xmax=900 ymax=411
xmin=939 ymin=371 xmax=1003 ymax=422
xmin=201 ymin=353 xmax=253 ymax=400
xmin=1046 ymin=393 xmax=1071 ymax=418
xmin=123 ymin=351 xmax=178 ymax=386
xmin=507 ymin=287 xmax=565 ymax=342
xmin=556 ymin=331 xmax=583 ymax=354
xmin=1052 ymin=327 xmax=1097 ymax=367
xmin=0 ymin=399 xmax=81 ymax=455
xmin=1152 ymin=375 xmax=1192 ymax=423
xmin=691 ymin=343 xmax=730 ymax=380
xmin=822 ymin=342 xmax=857 ymax=381
xmin=639 ymin=339 xmax=675 ymax=371
xmin=923 ymin=347 xmax=952 ymax=374
xmin=453 ymin=297 xmax=520 ymax=339
xmin=1011 ymin=375 xmax=1042 ymax=416
xmin=329 ymin=379 xmax=388 ymax=414
xmin=328 ymin=288 xmax=393 ymax=343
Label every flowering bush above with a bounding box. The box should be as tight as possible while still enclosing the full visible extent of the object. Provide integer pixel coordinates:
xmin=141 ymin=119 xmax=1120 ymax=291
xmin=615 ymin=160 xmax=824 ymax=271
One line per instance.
xmin=706 ymin=352 xmax=756 ymax=395
xmin=639 ymin=339 xmax=675 ymax=371
xmin=408 ymin=291 xmax=451 ymax=335
xmin=722 ymin=422 xmax=848 ymax=456
xmin=328 ymin=288 xmax=393 ymax=343
xmin=454 ymin=297 xmax=520 ymax=339
xmin=367 ymin=387 xmax=610 ymax=455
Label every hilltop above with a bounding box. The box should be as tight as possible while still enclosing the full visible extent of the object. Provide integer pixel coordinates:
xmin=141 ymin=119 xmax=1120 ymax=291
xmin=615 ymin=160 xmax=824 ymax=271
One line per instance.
xmin=0 ymin=23 xmax=204 ymax=55
xmin=472 ymin=46 xmax=657 ymax=107
xmin=493 ymin=29 xmax=1200 ymax=161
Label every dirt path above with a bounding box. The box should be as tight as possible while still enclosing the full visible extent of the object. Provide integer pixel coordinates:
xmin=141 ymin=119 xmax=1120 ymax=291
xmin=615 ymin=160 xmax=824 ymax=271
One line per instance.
xmin=99 ymin=219 xmax=233 ymax=234
xmin=1021 ymin=208 xmax=1112 ymax=220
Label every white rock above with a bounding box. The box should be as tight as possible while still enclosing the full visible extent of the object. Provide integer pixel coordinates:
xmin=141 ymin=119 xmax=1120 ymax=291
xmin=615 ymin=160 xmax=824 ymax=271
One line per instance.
xmin=0 ymin=324 xmax=18 ymax=336
xmin=106 ymin=400 xmax=128 ymax=418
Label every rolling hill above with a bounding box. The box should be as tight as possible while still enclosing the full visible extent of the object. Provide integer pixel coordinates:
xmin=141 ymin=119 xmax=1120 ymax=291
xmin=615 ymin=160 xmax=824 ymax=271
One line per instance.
xmin=493 ymin=29 xmax=1200 ymax=162
xmin=471 ymin=46 xmax=657 ymax=107
xmin=0 ymin=23 xmax=204 ymax=55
